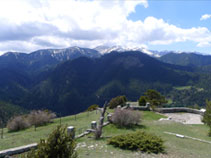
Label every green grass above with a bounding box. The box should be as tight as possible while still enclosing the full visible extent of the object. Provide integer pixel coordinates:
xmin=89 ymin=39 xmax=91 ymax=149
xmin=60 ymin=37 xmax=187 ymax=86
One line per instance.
xmin=174 ymin=86 xmax=192 ymax=90
xmin=77 ymin=111 xmax=211 ymax=158
xmin=0 ymin=110 xmax=100 ymax=150
xmin=142 ymin=111 xmax=167 ymax=121
xmin=167 ymin=98 xmax=173 ymax=104
xmin=173 ymin=86 xmax=204 ymax=92
xmin=1 ymin=110 xmax=211 ymax=158
xmin=196 ymin=87 xmax=204 ymax=92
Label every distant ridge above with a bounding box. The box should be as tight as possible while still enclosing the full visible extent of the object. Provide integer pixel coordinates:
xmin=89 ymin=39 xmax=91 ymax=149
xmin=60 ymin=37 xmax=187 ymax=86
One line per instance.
xmin=160 ymin=52 xmax=211 ymax=67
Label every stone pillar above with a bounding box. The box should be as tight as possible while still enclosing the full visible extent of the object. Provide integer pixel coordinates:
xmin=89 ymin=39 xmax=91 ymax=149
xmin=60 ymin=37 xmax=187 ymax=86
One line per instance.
xmin=117 ymin=105 xmax=121 ymax=110
xmin=107 ymin=114 xmax=112 ymax=123
xmin=91 ymin=121 xmax=97 ymax=129
xmin=146 ymin=102 xmax=150 ymax=110
xmin=67 ymin=126 xmax=75 ymax=139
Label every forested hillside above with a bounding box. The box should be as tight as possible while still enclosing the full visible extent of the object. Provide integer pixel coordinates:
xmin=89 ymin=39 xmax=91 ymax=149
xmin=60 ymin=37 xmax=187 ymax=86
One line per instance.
xmin=0 ymin=50 xmax=211 ymax=116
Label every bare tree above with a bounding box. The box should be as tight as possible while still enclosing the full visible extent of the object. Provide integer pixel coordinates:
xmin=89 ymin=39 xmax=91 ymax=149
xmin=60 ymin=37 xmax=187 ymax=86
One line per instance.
xmin=94 ymin=101 xmax=108 ymax=139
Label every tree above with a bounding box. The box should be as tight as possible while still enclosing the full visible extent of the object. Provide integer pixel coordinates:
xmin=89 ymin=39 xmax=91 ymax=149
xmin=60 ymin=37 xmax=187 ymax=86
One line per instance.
xmin=138 ymin=96 xmax=147 ymax=106
xmin=203 ymin=100 xmax=211 ymax=136
xmin=27 ymin=126 xmax=77 ymax=158
xmin=108 ymin=95 xmax=127 ymax=109
xmin=87 ymin=104 xmax=99 ymax=111
xmin=94 ymin=102 xmax=108 ymax=139
xmin=144 ymin=89 xmax=167 ymax=108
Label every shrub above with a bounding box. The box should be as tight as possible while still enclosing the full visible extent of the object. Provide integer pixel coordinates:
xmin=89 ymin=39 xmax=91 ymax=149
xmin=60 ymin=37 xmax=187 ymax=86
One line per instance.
xmin=111 ymin=108 xmax=141 ymax=127
xmin=203 ymin=100 xmax=211 ymax=136
xmin=108 ymin=95 xmax=127 ymax=109
xmin=138 ymin=96 xmax=147 ymax=106
xmin=108 ymin=131 xmax=165 ymax=154
xmin=28 ymin=110 xmax=56 ymax=127
xmin=7 ymin=115 xmax=30 ymax=132
xmin=27 ymin=126 xmax=77 ymax=158
xmin=7 ymin=110 xmax=56 ymax=132
xmin=87 ymin=104 xmax=99 ymax=111
xmin=144 ymin=89 xmax=167 ymax=108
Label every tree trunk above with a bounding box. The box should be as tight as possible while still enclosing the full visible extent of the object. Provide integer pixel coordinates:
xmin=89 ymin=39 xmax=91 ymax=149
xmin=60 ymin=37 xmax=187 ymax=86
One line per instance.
xmin=95 ymin=101 xmax=108 ymax=139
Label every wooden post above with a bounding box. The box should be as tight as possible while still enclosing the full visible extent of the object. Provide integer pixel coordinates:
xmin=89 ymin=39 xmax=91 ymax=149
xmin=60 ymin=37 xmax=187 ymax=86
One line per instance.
xmin=59 ymin=113 xmax=62 ymax=125
xmin=1 ymin=127 xmax=3 ymax=139
xmin=0 ymin=120 xmax=3 ymax=139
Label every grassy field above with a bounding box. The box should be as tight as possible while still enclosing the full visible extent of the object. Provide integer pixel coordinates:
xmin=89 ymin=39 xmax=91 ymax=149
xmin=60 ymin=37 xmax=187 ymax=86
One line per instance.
xmin=1 ymin=110 xmax=211 ymax=158
xmin=173 ymin=86 xmax=204 ymax=92
xmin=0 ymin=110 xmax=100 ymax=150
xmin=77 ymin=111 xmax=211 ymax=158
xmin=174 ymin=86 xmax=192 ymax=90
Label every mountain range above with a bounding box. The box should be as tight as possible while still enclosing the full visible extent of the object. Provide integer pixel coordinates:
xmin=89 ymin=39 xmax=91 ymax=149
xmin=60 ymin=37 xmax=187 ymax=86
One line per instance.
xmin=1 ymin=46 xmax=211 ymax=117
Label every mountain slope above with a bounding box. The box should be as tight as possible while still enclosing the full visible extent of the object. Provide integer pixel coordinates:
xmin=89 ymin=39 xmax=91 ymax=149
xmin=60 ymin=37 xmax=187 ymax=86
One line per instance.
xmin=23 ymin=51 xmax=196 ymax=114
xmin=0 ymin=47 xmax=101 ymax=74
xmin=159 ymin=52 xmax=211 ymax=67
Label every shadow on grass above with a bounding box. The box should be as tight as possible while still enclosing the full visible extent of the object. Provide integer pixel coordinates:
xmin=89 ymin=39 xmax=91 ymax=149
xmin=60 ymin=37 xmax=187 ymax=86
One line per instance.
xmin=114 ymin=124 xmax=146 ymax=131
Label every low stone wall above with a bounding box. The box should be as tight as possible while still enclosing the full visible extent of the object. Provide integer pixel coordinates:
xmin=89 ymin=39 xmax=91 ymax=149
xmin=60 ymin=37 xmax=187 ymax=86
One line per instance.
xmin=130 ymin=106 xmax=149 ymax=111
xmin=155 ymin=107 xmax=204 ymax=115
xmin=128 ymin=105 xmax=204 ymax=116
xmin=0 ymin=143 xmax=37 ymax=158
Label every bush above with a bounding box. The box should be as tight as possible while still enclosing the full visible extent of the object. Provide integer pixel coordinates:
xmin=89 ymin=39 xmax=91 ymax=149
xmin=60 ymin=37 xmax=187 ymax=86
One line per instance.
xmin=138 ymin=96 xmax=147 ymax=106
xmin=144 ymin=89 xmax=167 ymax=108
xmin=108 ymin=95 xmax=127 ymax=109
xmin=27 ymin=126 xmax=77 ymax=158
xmin=7 ymin=110 xmax=56 ymax=132
xmin=111 ymin=108 xmax=141 ymax=127
xmin=28 ymin=110 xmax=56 ymax=127
xmin=87 ymin=104 xmax=99 ymax=111
xmin=203 ymin=100 xmax=211 ymax=136
xmin=108 ymin=131 xmax=165 ymax=154
xmin=7 ymin=115 xmax=30 ymax=132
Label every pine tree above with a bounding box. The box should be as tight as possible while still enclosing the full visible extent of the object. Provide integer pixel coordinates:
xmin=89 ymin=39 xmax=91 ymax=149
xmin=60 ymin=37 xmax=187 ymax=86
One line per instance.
xmin=203 ymin=100 xmax=211 ymax=136
xmin=27 ymin=126 xmax=77 ymax=158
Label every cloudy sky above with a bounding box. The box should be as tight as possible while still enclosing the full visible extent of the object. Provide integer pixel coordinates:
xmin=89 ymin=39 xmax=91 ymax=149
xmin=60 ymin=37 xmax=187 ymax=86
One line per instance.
xmin=0 ymin=0 xmax=210 ymax=55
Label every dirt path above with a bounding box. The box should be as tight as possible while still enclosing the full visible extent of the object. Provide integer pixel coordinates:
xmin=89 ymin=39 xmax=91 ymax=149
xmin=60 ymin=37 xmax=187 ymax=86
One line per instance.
xmin=160 ymin=113 xmax=203 ymax=124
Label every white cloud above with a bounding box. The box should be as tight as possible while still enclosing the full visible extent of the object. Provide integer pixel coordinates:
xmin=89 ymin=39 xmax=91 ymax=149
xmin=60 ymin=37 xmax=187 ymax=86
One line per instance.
xmin=200 ymin=14 xmax=211 ymax=21
xmin=0 ymin=0 xmax=210 ymax=54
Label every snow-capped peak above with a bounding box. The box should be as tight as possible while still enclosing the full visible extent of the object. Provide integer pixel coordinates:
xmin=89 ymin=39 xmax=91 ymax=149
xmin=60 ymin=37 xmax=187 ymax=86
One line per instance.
xmin=93 ymin=45 xmax=160 ymax=57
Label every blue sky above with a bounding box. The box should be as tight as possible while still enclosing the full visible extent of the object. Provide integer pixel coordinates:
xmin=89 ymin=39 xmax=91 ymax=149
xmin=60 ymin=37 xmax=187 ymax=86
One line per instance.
xmin=128 ymin=0 xmax=211 ymax=53
xmin=129 ymin=1 xmax=211 ymax=28
xmin=0 ymin=0 xmax=210 ymax=55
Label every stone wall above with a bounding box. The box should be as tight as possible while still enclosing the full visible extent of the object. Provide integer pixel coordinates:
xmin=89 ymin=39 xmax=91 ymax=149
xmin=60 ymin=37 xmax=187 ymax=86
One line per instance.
xmin=155 ymin=107 xmax=204 ymax=115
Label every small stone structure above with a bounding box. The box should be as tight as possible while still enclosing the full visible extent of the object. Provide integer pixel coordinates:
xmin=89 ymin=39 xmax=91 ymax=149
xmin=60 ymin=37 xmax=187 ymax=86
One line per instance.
xmin=155 ymin=107 xmax=204 ymax=115
xmin=107 ymin=114 xmax=112 ymax=123
xmin=91 ymin=121 xmax=97 ymax=129
xmin=126 ymin=102 xmax=150 ymax=111
xmin=127 ymin=102 xmax=205 ymax=115
xmin=67 ymin=126 xmax=75 ymax=139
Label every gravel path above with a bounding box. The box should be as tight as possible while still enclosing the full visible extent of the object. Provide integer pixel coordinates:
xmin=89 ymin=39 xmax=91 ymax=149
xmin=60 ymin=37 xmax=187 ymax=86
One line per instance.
xmin=160 ymin=113 xmax=203 ymax=124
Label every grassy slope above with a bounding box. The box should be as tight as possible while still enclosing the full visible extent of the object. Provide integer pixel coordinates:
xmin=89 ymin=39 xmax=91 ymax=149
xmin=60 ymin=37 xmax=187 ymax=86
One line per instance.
xmin=174 ymin=86 xmax=192 ymax=90
xmin=77 ymin=111 xmax=211 ymax=158
xmin=1 ymin=111 xmax=211 ymax=158
xmin=0 ymin=110 xmax=100 ymax=150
